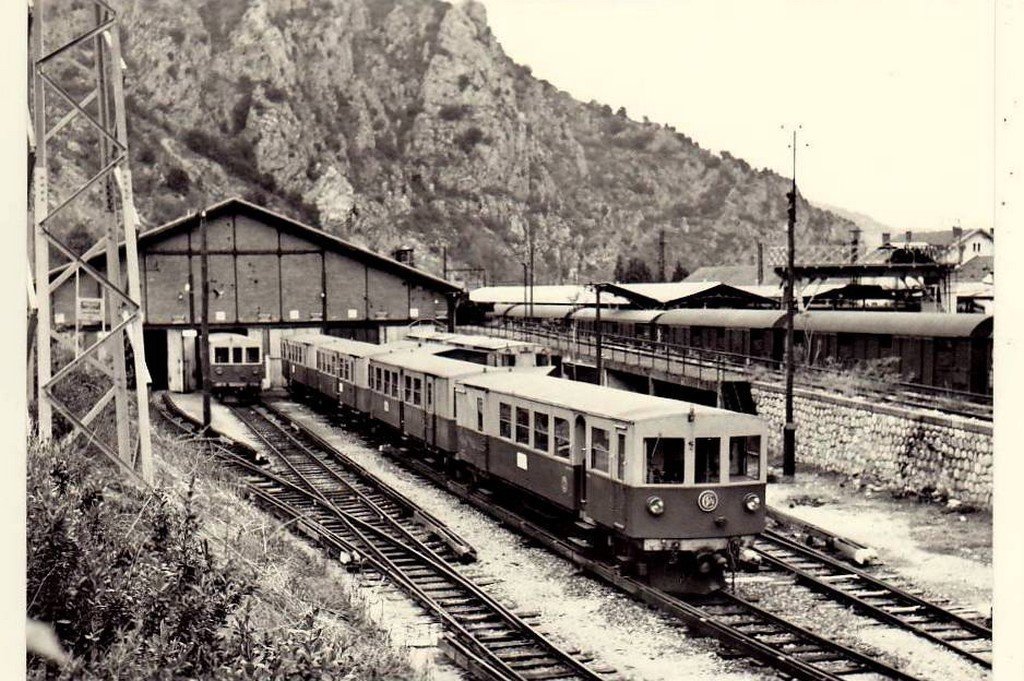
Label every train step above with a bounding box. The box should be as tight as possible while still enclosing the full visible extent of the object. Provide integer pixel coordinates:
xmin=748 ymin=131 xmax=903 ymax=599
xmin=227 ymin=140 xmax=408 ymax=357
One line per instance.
xmin=567 ymin=536 xmax=593 ymax=550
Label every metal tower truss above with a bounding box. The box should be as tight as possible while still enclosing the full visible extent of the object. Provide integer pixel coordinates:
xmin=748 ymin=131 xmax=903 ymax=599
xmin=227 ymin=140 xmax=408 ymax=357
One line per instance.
xmin=29 ymin=0 xmax=152 ymax=483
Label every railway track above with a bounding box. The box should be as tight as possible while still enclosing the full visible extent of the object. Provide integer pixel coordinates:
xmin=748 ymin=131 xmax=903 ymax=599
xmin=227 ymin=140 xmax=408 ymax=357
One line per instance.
xmin=158 ymin=397 xmax=612 ymax=681
xmin=266 ymin=399 xmax=926 ymax=681
xmin=753 ymin=529 xmax=992 ymax=669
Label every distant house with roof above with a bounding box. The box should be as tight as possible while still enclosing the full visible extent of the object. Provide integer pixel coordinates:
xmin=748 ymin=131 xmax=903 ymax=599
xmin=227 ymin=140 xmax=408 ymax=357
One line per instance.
xmin=880 ymin=227 xmax=993 ymax=265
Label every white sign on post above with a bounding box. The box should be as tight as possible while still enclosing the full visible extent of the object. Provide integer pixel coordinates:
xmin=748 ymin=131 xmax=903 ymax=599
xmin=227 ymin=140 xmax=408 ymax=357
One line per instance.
xmin=77 ymin=297 xmax=104 ymax=325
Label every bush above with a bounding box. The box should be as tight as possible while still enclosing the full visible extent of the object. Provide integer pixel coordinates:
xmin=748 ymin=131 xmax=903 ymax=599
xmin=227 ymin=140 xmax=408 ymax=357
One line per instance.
xmin=136 ymin=145 xmax=156 ymax=164
xmin=456 ymin=126 xmax=485 ymax=154
xmin=438 ymin=104 xmax=470 ymax=122
xmin=165 ymin=167 xmax=191 ymax=194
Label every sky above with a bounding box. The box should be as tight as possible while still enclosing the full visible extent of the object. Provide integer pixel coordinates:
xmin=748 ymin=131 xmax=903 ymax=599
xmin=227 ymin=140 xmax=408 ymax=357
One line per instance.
xmin=479 ymin=0 xmax=995 ymax=233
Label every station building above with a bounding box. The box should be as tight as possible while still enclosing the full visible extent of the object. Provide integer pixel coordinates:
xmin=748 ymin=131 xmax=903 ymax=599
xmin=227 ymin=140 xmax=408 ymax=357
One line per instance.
xmin=50 ymin=198 xmax=461 ymax=391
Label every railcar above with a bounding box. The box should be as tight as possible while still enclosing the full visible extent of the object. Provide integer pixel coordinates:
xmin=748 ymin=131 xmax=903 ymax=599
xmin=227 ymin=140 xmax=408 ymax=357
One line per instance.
xmin=455 ymin=372 xmax=766 ymax=593
xmin=208 ymin=333 xmax=264 ymax=399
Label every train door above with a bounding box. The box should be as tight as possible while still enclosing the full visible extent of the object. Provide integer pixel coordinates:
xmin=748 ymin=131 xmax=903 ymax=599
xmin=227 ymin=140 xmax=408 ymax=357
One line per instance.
xmin=611 ymin=430 xmax=626 ymax=521
xmin=423 ymin=377 xmax=436 ymax=447
xmin=574 ymin=415 xmax=587 ymax=508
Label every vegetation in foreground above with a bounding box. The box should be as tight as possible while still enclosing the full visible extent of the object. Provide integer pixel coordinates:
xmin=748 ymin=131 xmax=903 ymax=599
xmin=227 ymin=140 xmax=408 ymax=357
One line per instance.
xmin=26 ymin=429 xmax=423 ymax=680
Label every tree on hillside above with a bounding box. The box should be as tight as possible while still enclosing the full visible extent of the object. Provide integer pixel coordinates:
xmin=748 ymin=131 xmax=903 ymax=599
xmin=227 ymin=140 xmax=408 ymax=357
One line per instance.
xmin=620 ymin=257 xmax=653 ymax=283
xmin=613 ymin=254 xmax=625 ymax=282
xmin=670 ymin=260 xmax=689 ymax=282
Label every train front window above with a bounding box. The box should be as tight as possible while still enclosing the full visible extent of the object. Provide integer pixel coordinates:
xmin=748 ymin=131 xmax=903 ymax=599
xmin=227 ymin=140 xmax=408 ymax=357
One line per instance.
xmin=499 ymin=403 xmax=512 ymax=438
xmin=553 ymin=417 xmax=570 ymax=458
xmin=214 ymin=347 xmax=229 ymax=364
xmin=729 ymin=435 xmax=761 ymax=481
xmin=590 ymin=428 xmax=610 ymax=473
xmin=413 ymin=378 xmax=422 ymax=406
xmin=533 ymin=412 xmax=549 ymax=453
xmin=246 ymin=347 xmax=260 ymax=364
xmin=695 ymin=437 xmax=721 ymax=483
xmin=232 ymin=347 xmax=243 ymax=363
xmin=404 ymin=375 xmax=412 ymax=403
xmin=515 ymin=407 xmax=530 ymax=444
xmin=645 ymin=438 xmax=685 ymax=484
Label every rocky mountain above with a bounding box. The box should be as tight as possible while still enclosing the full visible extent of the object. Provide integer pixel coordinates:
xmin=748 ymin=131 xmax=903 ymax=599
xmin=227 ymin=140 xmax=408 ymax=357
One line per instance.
xmin=49 ymin=0 xmax=858 ymax=285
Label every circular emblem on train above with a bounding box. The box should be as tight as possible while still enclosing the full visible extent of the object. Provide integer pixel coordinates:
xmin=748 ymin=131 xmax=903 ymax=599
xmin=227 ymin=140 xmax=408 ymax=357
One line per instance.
xmin=697 ymin=490 xmax=719 ymax=513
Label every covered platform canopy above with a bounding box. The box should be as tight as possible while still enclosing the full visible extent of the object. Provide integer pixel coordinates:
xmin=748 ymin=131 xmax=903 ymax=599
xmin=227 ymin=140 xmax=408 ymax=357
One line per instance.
xmin=470 ymin=285 xmax=629 ymax=307
xmin=599 ymin=281 xmax=775 ymax=310
xmin=569 ymin=308 xmax=665 ymax=323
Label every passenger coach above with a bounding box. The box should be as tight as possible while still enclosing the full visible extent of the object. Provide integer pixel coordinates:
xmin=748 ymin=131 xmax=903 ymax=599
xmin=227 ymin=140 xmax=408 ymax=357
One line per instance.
xmin=454 ymin=372 xmax=767 ymax=592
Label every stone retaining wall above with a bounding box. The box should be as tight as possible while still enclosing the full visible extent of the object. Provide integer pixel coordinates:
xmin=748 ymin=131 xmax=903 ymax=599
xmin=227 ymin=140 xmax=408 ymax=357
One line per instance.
xmin=752 ymin=383 xmax=993 ymax=509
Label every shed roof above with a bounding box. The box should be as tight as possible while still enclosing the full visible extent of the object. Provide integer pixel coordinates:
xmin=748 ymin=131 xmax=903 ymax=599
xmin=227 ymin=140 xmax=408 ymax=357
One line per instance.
xmin=371 ymin=350 xmax=498 ymax=378
xmin=460 ymin=373 xmax=751 ymax=424
xmin=793 ymin=311 xmax=992 ymax=338
xmin=957 ymin=255 xmax=994 ymax=283
xmin=656 ymin=309 xmax=787 ymax=329
xmin=54 ymin=198 xmax=461 ymax=293
xmin=685 ymin=265 xmax=781 ymax=286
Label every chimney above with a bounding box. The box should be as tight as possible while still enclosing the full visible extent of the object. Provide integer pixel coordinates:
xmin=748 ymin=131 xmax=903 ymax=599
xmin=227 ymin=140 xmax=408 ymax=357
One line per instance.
xmin=952 ymin=226 xmax=963 ymax=241
xmin=904 ymin=230 xmax=912 ymax=243
xmin=881 ymin=231 xmax=890 ymax=245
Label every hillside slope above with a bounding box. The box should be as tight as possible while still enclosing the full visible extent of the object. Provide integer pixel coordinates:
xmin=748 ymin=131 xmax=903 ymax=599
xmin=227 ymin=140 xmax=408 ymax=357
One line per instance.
xmin=61 ymin=0 xmax=859 ymax=284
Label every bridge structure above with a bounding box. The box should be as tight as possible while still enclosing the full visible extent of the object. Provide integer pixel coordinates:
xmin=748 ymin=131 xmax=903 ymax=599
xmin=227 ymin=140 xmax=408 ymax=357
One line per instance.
xmin=458 ymin=324 xmax=757 ymax=413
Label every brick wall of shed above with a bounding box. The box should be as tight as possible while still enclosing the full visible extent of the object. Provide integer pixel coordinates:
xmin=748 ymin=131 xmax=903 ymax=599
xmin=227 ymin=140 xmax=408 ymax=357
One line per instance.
xmin=752 ymin=383 xmax=992 ymax=508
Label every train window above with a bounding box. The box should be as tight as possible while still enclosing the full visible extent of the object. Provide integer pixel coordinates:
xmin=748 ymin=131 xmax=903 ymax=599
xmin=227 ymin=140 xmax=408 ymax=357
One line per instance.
xmin=537 ymin=354 xmax=549 ymax=367
xmin=728 ymin=436 xmax=761 ymax=481
xmin=695 ymin=437 xmax=721 ymax=484
xmin=645 ymin=438 xmax=685 ymax=484
xmin=553 ymin=418 xmax=570 ymax=458
xmin=426 ymin=382 xmax=433 ymax=407
xmin=246 ymin=347 xmax=260 ymax=364
xmin=374 ymin=367 xmax=381 ymax=392
xmin=413 ymin=378 xmax=422 ymax=406
xmin=232 ymin=347 xmax=243 ymax=363
xmin=476 ymin=398 xmax=484 ymax=431
xmin=533 ymin=412 xmax=549 ymax=453
xmin=590 ymin=428 xmax=610 ymax=473
xmin=501 ymin=354 xmax=515 ymax=367
xmin=214 ymin=347 xmax=229 ymax=364
xmin=404 ymin=375 xmax=412 ymax=403
xmin=384 ymin=370 xmax=391 ymax=396
xmin=515 ymin=407 xmax=530 ymax=444
xmin=391 ymin=371 xmax=400 ymax=398
xmin=616 ymin=433 xmax=626 ymax=479
xmin=499 ymin=403 xmax=512 ymax=438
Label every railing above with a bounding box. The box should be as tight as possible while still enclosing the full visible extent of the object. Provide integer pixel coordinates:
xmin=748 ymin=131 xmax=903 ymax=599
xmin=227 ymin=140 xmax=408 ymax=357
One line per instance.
xmin=459 ymin=322 xmax=993 ymax=420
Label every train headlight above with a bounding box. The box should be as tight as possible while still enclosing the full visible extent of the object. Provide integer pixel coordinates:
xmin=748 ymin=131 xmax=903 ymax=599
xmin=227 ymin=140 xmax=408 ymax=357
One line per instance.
xmin=743 ymin=493 xmax=762 ymax=513
xmin=646 ymin=495 xmax=665 ymax=516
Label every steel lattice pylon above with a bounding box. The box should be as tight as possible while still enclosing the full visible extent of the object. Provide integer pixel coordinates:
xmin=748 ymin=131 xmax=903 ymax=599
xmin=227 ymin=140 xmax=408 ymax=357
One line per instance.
xmin=29 ymin=0 xmax=152 ymax=484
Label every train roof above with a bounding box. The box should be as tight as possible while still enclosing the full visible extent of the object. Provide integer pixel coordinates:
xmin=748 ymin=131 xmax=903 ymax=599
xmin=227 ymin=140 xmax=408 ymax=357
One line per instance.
xmin=655 ymin=308 xmax=787 ymax=329
xmin=460 ymin=373 xmax=749 ymax=424
xmin=570 ymin=308 xmax=665 ymax=323
xmin=370 ymin=350 xmax=498 ymax=378
xmin=405 ymin=328 xmax=457 ymax=342
xmin=504 ymin=304 xmax=578 ymax=319
xmin=793 ymin=311 xmax=993 ymax=338
xmin=208 ymin=332 xmax=261 ymax=347
xmin=314 ymin=336 xmax=387 ymax=355
xmin=443 ymin=334 xmax=538 ymax=351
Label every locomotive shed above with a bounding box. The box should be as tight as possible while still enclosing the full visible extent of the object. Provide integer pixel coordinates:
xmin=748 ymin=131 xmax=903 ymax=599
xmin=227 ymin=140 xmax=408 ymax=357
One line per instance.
xmin=49 ymin=197 xmax=462 ymax=393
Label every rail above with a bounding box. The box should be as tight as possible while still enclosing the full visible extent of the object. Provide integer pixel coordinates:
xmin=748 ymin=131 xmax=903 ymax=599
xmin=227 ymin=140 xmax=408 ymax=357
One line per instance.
xmin=157 ymin=397 xmax=605 ymax=681
xmin=754 ymin=529 xmax=992 ymax=668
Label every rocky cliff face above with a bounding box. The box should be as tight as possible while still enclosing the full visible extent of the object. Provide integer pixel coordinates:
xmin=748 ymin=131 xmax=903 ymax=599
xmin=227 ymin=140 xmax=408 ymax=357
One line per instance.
xmin=68 ymin=0 xmax=858 ymax=283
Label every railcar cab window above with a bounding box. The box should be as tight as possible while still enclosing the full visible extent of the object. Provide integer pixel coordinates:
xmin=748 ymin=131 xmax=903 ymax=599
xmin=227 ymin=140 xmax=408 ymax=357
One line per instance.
xmin=214 ymin=347 xmax=229 ymax=364
xmin=247 ymin=347 xmax=260 ymax=363
xmin=695 ymin=437 xmax=721 ymax=484
xmin=476 ymin=398 xmax=484 ymax=431
xmin=413 ymin=378 xmax=422 ymax=406
xmin=232 ymin=347 xmax=243 ymax=363
xmin=515 ymin=407 xmax=530 ymax=444
xmin=553 ymin=417 xmax=570 ymax=458
xmin=374 ymin=367 xmax=382 ymax=392
xmin=645 ymin=438 xmax=685 ymax=484
xmin=499 ymin=403 xmax=512 ymax=439
xmin=404 ymin=375 xmax=412 ymax=403
xmin=591 ymin=427 xmax=610 ymax=473
xmin=729 ymin=435 xmax=761 ymax=481
xmin=533 ymin=412 xmax=549 ymax=453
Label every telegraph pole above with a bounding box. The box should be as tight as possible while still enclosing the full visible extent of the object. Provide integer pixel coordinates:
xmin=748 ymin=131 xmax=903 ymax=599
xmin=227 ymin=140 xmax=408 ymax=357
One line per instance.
xmin=783 ymin=130 xmax=797 ymax=478
xmin=200 ymin=211 xmax=211 ymax=429
xmin=594 ymin=284 xmax=603 ymax=385
xmin=658 ymin=228 xmax=666 ymax=282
